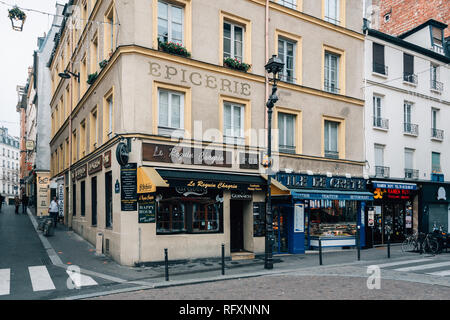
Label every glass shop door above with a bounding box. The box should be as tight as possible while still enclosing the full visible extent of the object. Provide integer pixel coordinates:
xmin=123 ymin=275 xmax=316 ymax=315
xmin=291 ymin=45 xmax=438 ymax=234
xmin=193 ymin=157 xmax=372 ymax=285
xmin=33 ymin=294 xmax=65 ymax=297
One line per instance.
xmin=272 ymin=206 xmax=289 ymax=254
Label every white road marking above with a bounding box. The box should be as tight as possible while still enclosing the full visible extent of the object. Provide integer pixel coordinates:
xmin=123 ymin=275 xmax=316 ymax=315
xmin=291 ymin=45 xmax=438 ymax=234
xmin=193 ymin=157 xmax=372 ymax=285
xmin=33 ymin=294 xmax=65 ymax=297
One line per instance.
xmin=375 ymin=258 xmax=434 ymax=268
xmin=395 ymin=261 xmax=450 ymax=272
xmin=29 ymin=266 xmax=56 ymax=292
xmin=426 ymin=270 xmax=450 ymax=277
xmin=0 ymin=269 xmax=10 ymax=296
xmin=66 ymin=270 xmax=98 ymax=287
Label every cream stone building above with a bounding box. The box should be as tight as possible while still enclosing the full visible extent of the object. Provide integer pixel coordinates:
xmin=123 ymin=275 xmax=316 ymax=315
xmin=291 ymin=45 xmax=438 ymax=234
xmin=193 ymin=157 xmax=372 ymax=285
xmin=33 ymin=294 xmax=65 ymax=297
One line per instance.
xmin=48 ymin=0 xmax=366 ymax=266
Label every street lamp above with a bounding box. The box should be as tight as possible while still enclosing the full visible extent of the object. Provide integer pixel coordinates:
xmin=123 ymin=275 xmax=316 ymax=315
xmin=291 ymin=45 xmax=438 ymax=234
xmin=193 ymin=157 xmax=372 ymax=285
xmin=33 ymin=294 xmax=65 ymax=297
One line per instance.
xmin=58 ymin=70 xmax=80 ymax=82
xmin=264 ymin=55 xmax=284 ymax=270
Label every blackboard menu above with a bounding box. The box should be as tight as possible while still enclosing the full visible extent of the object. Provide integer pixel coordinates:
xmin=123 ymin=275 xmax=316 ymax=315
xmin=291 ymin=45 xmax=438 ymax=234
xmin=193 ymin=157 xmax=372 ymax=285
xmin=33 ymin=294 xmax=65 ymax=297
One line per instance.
xmin=121 ymin=163 xmax=137 ymax=211
xmin=138 ymin=193 xmax=156 ymax=223
xmin=253 ymin=202 xmax=266 ymax=237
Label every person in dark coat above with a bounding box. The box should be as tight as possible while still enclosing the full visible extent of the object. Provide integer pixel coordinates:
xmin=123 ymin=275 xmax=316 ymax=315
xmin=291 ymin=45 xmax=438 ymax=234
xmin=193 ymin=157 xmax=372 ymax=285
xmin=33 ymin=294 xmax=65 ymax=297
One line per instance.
xmin=22 ymin=194 xmax=28 ymax=215
xmin=14 ymin=196 xmax=20 ymax=214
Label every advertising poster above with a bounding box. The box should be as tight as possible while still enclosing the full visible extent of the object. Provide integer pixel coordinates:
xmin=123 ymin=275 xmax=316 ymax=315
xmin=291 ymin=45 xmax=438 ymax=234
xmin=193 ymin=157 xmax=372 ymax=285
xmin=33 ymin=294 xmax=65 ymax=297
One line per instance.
xmin=36 ymin=173 xmax=50 ymax=217
xmin=294 ymin=203 xmax=304 ymax=233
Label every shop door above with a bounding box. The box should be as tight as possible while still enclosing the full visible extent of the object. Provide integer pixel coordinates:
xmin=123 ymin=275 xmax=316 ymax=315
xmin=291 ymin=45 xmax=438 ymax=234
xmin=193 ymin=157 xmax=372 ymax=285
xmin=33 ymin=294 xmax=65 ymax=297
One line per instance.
xmin=230 ymin=200 xmax=244 ymax=252
xmin=273 ymin=206 xmax=289 ymax=253
xmin=392 ymin=203 xmax=405 ymax=242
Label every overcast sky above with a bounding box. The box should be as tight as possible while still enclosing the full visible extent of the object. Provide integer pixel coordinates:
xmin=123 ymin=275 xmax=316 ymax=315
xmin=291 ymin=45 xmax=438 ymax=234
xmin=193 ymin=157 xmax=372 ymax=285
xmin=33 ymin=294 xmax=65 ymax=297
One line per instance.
xmin=0 ymin=0 xmax=59 ymax=138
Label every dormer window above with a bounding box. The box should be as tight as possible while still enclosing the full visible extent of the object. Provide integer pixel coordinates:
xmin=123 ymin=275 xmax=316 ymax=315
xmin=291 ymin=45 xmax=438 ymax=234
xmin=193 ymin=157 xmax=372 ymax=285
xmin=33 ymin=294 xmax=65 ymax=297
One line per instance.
xmin=431 ymin=26 xmax=443 ymax=47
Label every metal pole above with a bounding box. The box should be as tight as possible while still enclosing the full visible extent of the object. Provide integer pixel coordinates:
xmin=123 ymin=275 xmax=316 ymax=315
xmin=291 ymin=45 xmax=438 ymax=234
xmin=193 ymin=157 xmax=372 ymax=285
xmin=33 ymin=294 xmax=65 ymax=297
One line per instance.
xmin=357 ymin=226 xmax=361 ymax=261
xmin=221 ymin=243 xmax=225 ymax=276
xmin=387 ymin=234 xmax=391 ymax=259
xmin=319 ymin=239 xmax=323 ymax=265
xmin=164 ymin=248 xmax=169 ymax=281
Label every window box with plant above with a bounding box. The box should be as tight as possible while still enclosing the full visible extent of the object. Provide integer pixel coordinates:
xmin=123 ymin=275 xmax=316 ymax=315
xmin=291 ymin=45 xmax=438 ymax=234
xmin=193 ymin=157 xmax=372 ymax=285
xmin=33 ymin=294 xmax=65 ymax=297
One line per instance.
xmin=223 ymin=57 xmax=251 ymax=73
xmin=158 ymin=40 xmax=191 ymax=58
xmin=87 ymin=72 xmax=98 ymax=85
xmin=99 ymin=59 xmax=109 ymax=69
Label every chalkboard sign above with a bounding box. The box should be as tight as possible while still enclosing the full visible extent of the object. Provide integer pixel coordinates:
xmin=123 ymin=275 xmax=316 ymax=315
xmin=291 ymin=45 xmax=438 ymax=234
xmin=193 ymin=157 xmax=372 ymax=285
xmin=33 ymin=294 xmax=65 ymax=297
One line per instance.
xmin=121 ymin=163 xmax=137 ymax=211
xmin=138 ymin=193 xmax=156 ymax=223
xmin=253 ymin=202 xmax=266 ymax=237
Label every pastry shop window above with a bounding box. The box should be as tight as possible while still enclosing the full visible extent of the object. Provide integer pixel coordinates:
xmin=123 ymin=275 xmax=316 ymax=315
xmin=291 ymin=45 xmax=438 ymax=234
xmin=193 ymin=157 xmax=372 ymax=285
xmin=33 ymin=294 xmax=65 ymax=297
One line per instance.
xmin=309 ymin=200 xmax=357 ymax=237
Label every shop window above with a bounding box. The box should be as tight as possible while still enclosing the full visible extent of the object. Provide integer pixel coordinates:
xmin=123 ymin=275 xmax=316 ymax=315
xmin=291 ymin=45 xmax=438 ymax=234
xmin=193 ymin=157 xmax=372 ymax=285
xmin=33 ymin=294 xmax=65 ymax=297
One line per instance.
xmin=80 ymin=180 xmax=86 ymax=216
xmin=308 ymin=200 xmax=357 ymax=238
xmin=253 ymin=202 xmax=266 ymax=237
xmin=192 ymin=201 xmax=220 ymax=232
xmin=157 ymin=200 xmax=186 ymax=233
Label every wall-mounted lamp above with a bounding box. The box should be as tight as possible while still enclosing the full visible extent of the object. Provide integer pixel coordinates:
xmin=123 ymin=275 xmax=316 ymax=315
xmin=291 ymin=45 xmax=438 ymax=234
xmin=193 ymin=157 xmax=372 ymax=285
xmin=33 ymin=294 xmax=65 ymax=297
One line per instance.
xmin=58 ymin=70 xmax=80 ymax=82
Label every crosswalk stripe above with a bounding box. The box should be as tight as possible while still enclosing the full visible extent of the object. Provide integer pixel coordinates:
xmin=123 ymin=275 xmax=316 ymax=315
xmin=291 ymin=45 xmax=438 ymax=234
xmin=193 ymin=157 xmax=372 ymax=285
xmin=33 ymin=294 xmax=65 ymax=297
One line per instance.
xmin=395 ymin=261 xmax=450 ymax=272
xmin=28 ymin=266 xmax=56 ymax=292
xmin=0 ymin=269 xmax=10 ymax=296
xmin=426 ymin=270 xmax=450 ymax=277
xmin=66 ymin=270 xmax=98 ymax=288
xmin=375 ymin=258 xmax=434 ymax=268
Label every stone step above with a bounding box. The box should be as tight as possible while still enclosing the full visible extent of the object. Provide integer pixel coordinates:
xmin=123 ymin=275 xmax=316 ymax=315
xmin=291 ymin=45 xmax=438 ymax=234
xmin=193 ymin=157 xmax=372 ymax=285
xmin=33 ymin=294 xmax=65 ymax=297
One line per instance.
xmin=231 ymin=251 xmax=255 ymax=261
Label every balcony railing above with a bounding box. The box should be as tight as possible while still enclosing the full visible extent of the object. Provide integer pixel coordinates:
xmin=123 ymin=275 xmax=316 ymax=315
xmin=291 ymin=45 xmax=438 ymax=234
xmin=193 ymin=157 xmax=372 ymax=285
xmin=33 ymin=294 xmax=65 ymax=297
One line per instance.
xmin=431 ymin=44 xmax=445 ymax=55
xmin=431 ymin=128 xmax=444 ymax=141
xmin=373 ymin=117 xmax=389 ymax=130
xmin=405 ymin=169 xmax=419 ymax=180
xmin=324 ymin=82 xmax=340 ymax=94
xmin=403 ymin=73 xmax=418 ymax=85
xmin=404 ymin=123 xmax=419 ymax=136
xmin=279 ymin=144 xmax=296 ymax=154
xmin=431 ymin=80 xmax=444 ymax=92
xmin=375 ymin=166 xmax=390 ymax=178
xmin=324 ymin=150 xmax=339 ymax=159
xmin=372 ymin=63 xmax=388 ymax=76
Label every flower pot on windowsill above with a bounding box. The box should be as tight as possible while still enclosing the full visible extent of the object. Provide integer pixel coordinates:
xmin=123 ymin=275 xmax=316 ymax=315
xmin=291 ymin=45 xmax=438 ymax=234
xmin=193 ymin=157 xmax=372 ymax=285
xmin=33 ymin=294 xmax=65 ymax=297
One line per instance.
xmin=223 ymin=58 xmax=251 ymax=73
xmin=158 ymin=40 xmax=191 ymax=58
xmin=99 ymin=59 xmax=109 ymax=69
xmin=87 ymin=72 xmax=98 ymax=85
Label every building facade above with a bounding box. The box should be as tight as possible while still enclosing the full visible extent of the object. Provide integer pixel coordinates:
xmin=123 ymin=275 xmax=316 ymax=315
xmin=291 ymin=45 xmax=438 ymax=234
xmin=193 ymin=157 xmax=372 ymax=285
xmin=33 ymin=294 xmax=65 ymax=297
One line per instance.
xmin=0 ymin=127 xmax=20 ymax=204
xmin=363 ymin=19 xmax=450 ymax=244
xmin=48 ymin=0 xmax=366 ymax=265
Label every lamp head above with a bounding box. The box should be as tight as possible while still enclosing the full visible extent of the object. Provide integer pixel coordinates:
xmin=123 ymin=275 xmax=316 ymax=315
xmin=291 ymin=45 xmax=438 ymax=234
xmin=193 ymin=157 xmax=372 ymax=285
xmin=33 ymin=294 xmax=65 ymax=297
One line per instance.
xmin=265 ymin=55 xmax=284 ymax=76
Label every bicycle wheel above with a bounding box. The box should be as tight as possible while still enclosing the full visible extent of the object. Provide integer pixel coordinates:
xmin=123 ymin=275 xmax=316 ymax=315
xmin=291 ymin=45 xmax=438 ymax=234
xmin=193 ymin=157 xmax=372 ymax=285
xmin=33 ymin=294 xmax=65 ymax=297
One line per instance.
xmin=428 ymin=239 xmax=439 ymax=255
xmin=401 ymin=239 xmax=409 ymax=252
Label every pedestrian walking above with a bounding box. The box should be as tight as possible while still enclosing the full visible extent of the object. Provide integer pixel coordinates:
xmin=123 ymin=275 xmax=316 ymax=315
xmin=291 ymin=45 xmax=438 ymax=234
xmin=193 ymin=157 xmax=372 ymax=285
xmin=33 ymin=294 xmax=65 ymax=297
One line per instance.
xmin=49 ymin=197 xmax=59 ymax=227
xmin=14 ymin=196 xmax=20 ymax=214
xmin=22 ymin=194 xmax=28 ymax=215
xmin=0 ymin=194 xmax=4 ymax=212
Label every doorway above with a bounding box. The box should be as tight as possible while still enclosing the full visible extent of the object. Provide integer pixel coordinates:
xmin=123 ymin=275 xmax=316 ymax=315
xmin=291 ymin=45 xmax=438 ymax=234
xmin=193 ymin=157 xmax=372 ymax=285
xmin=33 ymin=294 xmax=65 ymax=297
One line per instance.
xmin=230 ymin=200 xmax=244 ymax=252
xmin=272 ymin=205 xmax=289 ymax=253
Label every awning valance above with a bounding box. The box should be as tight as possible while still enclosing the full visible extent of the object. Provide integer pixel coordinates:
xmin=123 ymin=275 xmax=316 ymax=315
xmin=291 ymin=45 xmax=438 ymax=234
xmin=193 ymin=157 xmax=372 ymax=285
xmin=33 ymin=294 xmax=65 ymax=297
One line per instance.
xmin=137 ymin=167 xmax=169 ymax=194
xmin=292 ymin=189 xmax=373 ymax=201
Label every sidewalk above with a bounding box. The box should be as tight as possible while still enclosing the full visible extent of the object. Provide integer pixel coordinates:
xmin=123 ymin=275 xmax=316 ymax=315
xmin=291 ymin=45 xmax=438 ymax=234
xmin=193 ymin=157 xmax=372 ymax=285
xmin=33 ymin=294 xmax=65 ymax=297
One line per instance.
xmin=27 ymin=209 xmax=431 ymax=298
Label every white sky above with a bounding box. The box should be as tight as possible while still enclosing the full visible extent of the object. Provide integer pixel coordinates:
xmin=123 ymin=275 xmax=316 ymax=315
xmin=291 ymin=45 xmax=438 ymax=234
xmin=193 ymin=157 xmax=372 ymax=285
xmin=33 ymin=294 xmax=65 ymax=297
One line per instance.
xmin=0 ymin=0 xmax=59 ymax=138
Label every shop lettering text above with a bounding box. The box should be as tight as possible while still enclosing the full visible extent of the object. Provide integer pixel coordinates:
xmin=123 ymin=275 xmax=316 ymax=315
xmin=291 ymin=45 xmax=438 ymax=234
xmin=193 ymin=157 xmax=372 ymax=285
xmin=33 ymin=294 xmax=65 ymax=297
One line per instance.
xmin=149 ymin=61 xmax=252 ymax=96
xmin=187 ymin=180 xmax=238 ymax=190
xmin=276 ymin=173 xmax=366 ymax=191
xmin=374 ymin=188 xmax=412 ymax=200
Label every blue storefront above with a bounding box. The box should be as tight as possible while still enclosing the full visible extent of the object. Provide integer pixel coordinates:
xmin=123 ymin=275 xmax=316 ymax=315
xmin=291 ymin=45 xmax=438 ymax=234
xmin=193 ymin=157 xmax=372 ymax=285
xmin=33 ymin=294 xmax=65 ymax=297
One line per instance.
xmin=272 ymin=173 xmax=373 ymax=253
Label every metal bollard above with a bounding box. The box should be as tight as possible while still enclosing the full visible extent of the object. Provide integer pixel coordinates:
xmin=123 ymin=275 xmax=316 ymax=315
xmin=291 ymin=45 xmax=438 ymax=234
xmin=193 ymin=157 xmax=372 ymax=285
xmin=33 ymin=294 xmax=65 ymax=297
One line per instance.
xmin=164 ymin=248 xmax=169 ymax=281
xmin=357 ymin=226 xmax=361 ymax=261
xmin=319 ymin=239 xmax=323 ymax=265
xmin=221 ymin=244 xmax=225 ymax=276
xmin=387 ymin=235 xmax=391 ymax=259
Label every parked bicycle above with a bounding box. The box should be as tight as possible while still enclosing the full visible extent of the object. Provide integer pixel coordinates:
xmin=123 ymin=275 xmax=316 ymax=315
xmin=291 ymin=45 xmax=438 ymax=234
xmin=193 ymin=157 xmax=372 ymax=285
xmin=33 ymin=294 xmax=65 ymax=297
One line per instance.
xmin=418 ymin=232 xmax=439 ymax=255
xmin=401 ymin=231 xmax=419 ymax=252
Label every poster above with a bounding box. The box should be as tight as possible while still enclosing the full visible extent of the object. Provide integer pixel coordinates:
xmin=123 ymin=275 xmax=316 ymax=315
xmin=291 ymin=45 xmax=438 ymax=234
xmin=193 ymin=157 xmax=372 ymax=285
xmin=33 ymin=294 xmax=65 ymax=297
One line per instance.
xmin=138 ymin=193 xmax=156 ymax=223
xmin=58 ymin=183 xmax=64 ymax=218
xmin=294 ymin=203 xmax=304 ymax=233
xmin=121 ymin=163 xmax=137 ymax=211
xmin=36 ymin=173 xmax=50 ymax=217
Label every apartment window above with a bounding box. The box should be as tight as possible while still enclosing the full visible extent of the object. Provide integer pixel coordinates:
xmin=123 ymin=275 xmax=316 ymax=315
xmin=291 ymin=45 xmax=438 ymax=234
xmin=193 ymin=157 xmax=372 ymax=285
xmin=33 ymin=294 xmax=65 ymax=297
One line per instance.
xmin=403 ymin=53 xmax=417 ymax=84
xmin=105 ymin=171 xmax=113 ymax=228
xmin=223 ymin=22 xmax=244 ymax=62
xmin=104 ymin=5 xmax=115 ymax=58
xmin=403 ymin=102 xmax=418 ymax=135
xmin=81 ymin=0 xmax=88 ymax=29
xmin=324 ymin=52 xmax=339 ymax=93
xmin=278 ymin=112 xmax=295 ymax=154
xmin=72 ymin=130 xmax=77 ymax=162
xmin=373 ymin=96 xmax=382 ymax=127
xmin=65 ymin=139 xmax=69 ymax=168
xmin=430 ymin=64 xmax=443 ymax=92
xmin=404 ymin=148 xmax=417 ymax=179
xmin=223 ymin=102 xmax=244 ymax=145
xmin=431 ymin=108 xmax=438 ymax=130
xmin=158 ymin=0 xmax=184 ymax=44
xmin=324 ymin=120 xmax=339 ymax=159
xmin=104 ymin=91 xmax=114 ymax=141
xmin=90 ymin=108 xmax=98 ymax=151
xmin=80 ymin=180 xmax=86 ymax=217
xmin=324 ymin=0 xmax=340 ymax=25
xmin=432 ymin=26 xmax=443 ymax=47
xmin=278 ymin=38 xmax=295 ymax=83
xmin=372 ymin=43 xmax=387 ymax=75
xmin=158 ymin=89 xmax=184 ymax=135
xmin=80 ymin=120 xmax=86 ymax=158
xmin=432 ymin=152 xmax=441 ymax=173
xmin=277 ymin=0 xmax=296 ymax=9
xmin=91 ymin=34 xmax=99 ymax=74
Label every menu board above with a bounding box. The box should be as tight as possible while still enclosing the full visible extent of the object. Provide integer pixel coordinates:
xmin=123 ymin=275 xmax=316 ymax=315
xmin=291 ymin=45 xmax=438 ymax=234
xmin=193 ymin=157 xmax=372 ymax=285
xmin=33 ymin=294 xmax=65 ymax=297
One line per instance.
xmin=121 ymin=163 xmax=137 ymax=211
xmin=138 ymin=193 xmax=156 ymax=223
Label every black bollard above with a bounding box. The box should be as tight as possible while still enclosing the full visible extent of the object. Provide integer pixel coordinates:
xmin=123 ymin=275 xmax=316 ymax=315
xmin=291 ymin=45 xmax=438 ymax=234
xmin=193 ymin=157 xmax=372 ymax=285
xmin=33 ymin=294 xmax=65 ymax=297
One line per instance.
xmin=387 ymin=234 xmax=391 ymax=259
xmin=357 ymin=226 xmax=361 ymax=261
xmin=164 ymin=248 xmax=169 ymax=281
xmin=221 ymin=244 xmax=225 ymax=275
xmin=319 ymin=239 xmax=323 ymax=265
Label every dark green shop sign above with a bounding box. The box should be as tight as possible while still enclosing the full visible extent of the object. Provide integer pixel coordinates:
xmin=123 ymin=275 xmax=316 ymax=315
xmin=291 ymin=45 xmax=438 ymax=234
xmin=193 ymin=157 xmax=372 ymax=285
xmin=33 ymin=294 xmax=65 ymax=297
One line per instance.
xmin=138 ymin=193 xmax=155 ymax=223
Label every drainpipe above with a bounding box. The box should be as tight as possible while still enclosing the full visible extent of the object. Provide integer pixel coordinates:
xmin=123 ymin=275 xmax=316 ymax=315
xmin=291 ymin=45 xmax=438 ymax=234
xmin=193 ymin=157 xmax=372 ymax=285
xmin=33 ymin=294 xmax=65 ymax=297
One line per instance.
xmin=265 ymin=0 xmax=269 ymax=133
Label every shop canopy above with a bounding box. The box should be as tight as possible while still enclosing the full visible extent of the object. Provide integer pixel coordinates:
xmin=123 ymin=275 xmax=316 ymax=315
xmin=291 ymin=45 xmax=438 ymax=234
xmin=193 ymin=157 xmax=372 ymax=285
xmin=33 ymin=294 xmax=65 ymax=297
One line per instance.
xmin=137 ymin=167 xmax=169 ymax=193
xmin=291 ymin=189 xmax=374 ymax=201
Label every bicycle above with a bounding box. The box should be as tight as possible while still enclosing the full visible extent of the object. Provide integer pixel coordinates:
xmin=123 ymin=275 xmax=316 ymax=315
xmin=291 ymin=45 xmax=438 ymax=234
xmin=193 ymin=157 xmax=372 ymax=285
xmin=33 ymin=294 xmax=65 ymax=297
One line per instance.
xmin=402 ymin=231 xmax=419 ymax=252
xmin=418 ymin=232 xmax=440 ymax=255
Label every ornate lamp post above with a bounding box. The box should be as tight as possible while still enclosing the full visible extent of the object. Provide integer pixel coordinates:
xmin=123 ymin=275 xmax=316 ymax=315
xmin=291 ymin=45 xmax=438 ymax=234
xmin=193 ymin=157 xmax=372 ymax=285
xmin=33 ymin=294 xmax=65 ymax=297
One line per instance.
xmin=264 ymin=55 xmax=284 ymax=270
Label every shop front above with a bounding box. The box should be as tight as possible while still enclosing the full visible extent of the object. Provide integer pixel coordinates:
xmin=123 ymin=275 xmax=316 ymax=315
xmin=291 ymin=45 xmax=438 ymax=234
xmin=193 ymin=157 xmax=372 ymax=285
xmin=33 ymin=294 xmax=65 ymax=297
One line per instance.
xmin=367 ymin=180 xmax=417 ymax=246
xmin=274 ymin=173 xmax=372 ymax=253
xmin=419 ymin=182 xmax=450 ymax=233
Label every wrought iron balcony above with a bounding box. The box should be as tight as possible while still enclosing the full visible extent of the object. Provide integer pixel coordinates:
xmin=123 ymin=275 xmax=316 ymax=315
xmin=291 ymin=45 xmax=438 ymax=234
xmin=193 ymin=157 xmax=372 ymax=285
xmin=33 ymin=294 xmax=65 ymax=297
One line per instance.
xmin=375 ymin=166 xmax=390 ymax=178
xmin=373 ymin=117 xmax=389 ymax=130
xmin=431 ymin=128 xmax=444 ymax=141
xmin=431 ymin=80 xmax=443 ymax=92
xmin=403 ymin=123 xmax=419 ymax=136
xmin=404 ymin=169 xmax=419 ymax=180
xmin=403 ymin=73 xmax=418 ymax=85
xmin=324 ymin=150 xmax=339 ymax=159
xmin=431 ymin=44 xmax=445 ymax=55
xmin=372 ymin=63 xmax=388 ymax=76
